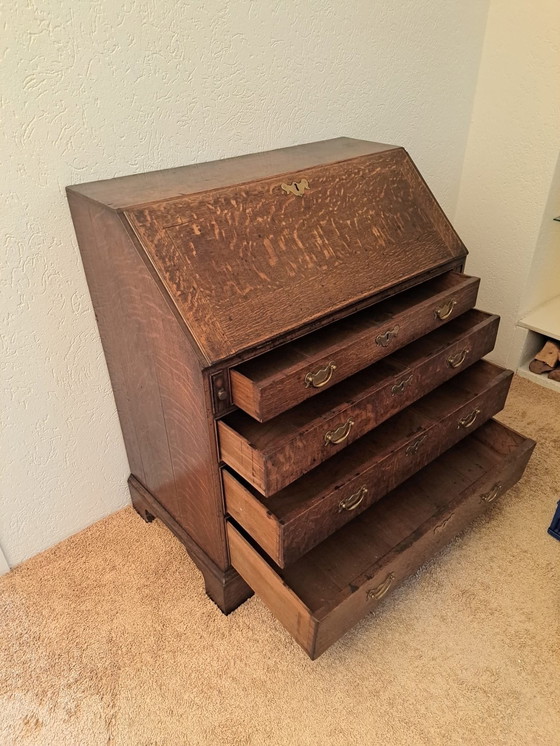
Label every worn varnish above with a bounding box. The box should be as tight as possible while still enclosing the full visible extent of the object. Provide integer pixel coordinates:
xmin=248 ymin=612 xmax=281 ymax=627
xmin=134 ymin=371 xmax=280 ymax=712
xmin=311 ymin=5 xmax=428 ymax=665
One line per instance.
xmin=67 ymin=137 xmax=534 ymax=657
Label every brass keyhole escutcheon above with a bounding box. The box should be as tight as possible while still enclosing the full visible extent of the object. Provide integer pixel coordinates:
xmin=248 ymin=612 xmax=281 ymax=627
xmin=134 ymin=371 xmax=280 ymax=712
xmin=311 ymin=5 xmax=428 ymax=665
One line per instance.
xmin=281 ymin=178 xmax=310 ymax=197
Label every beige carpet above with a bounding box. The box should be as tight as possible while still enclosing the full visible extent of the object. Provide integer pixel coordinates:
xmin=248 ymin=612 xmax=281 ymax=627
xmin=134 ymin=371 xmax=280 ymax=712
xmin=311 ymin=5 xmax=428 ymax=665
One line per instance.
xmin=1 ymin=376 xmax=559 ymax=746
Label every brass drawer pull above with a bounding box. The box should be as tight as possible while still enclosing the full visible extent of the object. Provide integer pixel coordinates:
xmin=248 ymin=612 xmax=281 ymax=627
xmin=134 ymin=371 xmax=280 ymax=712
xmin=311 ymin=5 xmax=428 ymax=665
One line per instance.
xmin=435 ymin=299 xmax=457 ymax=320
xmin=325 ymin=417 xmax=355 ymax=445
xmin=367 ymin=572 xmax=395 ymax=601
xmin=391 ymin=374 xmax=413 ymax=395
xmin=458 ymin=408 xmax=480 ymax=429
xmin=405 ymin=433 xmax=427 ymax=456
xmin=339 ymin=485 xmax=368 ymax=512
xmin=305 ymin=361 xmax=337 ymax=388
xmin=481 ymin=482 xmax=503 ymax=503
xmin=433 ymin=512 xmax=455 ymax=534
xmin=447 ymin=348 xmax=470 ymax=369
xmin=375 ymin=325 xmax=400 ymax=347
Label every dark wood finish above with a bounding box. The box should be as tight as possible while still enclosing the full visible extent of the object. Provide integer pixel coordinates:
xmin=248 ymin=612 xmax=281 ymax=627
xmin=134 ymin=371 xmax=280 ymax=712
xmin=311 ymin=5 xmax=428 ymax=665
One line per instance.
xmin=67 ymin=138 xmax=533 ymax=656
xmin=67 ymin=138 xmax=399 ymax=210
xmin=228 ymin=420 xmax=535 ymax=658
xmin=123 ymin=147 xmax=467 ymax=365
xmin=224 ymin=361 xmax=513 ymax=565
xmin=66 ymin=193 xmax=229 ymax=569
xmin=220 ymin=309 xmax=499 ymax=494
xmin=230 ymin=272 xmax=479 ymax=422
xmin=129 ymin=476 xmax=252 ymax=613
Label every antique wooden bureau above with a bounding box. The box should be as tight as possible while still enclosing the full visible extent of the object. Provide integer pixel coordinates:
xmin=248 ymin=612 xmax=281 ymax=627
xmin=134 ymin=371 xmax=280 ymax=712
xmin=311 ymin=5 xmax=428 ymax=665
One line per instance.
xmin=67 ymin=138 xmax=535 ymax=659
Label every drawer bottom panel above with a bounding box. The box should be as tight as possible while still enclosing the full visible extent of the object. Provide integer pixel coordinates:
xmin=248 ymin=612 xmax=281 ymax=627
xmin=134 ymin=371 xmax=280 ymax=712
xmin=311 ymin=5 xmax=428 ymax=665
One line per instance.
xmin=227 ymin=420 xmax=535 ymax=659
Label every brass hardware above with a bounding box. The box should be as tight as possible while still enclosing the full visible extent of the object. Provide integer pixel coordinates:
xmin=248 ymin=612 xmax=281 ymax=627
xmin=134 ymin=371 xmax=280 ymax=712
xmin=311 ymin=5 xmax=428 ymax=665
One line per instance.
xmin=339 ymin=485 xmax=368 ymax=512
xmin=281 ymin=178 xmax=310 ymax=197
xmin=375 ymin=325 xmax=400 ymax=347
xmin=435 ymin=299 xmax=457 ymax=320
xmin=304 ymin=361 xmax=337 ymax=388
xmin=458 ymin=408 xmax=480 ymax=429
xmin=447 ymin=348 xmax=469 ymax=369
xmin=211 ymin=370 xmax=230 ymax=415
xmin=367 ymin=572 xmax=395 ymax=601
xmin=480 ymin=482 xmax=503 ymax=503
xmin=391 ymin=374 xmax=413 ymax=395
xmin=433 ymin=513 xmax=455 ymax=533
xmin=406 ymin=433 xmax=427 ymax=456
xmin=325 ymin=417 xmax=355 ymax=445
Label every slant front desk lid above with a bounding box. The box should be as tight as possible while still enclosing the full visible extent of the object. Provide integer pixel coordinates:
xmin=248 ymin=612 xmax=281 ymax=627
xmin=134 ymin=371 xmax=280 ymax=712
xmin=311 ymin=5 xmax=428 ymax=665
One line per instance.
xmin=77 ymin=138 xmax=468 ymax=365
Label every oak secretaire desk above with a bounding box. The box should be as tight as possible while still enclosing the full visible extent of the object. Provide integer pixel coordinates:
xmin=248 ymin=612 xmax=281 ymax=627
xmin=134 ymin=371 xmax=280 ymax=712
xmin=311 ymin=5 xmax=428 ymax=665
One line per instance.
xmin=67 ymin=138 xmax=534 ymax=658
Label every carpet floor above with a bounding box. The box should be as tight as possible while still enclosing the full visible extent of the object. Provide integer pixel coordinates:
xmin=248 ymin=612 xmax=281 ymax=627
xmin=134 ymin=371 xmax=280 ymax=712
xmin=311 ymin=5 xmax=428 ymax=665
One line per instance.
xmin=1 ymin=376 xmax=559 ymax=745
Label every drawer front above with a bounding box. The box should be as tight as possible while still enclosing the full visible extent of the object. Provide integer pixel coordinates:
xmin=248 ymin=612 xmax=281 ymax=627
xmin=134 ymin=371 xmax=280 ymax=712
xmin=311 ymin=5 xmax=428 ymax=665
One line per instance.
xmin=225 ymin=363 xmax=513 ymax=566
xmin=230 ymin=272 xmax=480 ymax=421
xmin=227 ymin=421 xmax=535 ymax=659
xmin=219 ymin=310 xmax=499 ymax=495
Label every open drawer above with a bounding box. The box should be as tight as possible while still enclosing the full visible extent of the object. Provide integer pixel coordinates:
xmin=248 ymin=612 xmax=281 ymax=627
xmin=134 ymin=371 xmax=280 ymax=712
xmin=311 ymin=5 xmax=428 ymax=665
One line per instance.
xmin=229 ymin=271 xmax=480 ymax=421
xmin=219 ymin=309 xmax=499 ymax=495
xmin=224 ymin=361 xmax=513 ymax=563
xmin=227 ymin=420 xmax=535 ymax=659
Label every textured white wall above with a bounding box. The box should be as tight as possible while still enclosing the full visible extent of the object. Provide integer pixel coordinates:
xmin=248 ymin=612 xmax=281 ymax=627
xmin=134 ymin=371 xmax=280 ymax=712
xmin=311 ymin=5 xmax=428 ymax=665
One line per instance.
xmin=454 ymin=0 xmax=560 ymax=369
xmin=2 ymin=1 xmax=489 ymax=566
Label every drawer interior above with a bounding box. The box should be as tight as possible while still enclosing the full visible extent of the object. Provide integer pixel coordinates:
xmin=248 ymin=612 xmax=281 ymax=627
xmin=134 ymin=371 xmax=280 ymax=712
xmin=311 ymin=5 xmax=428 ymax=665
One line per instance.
xmin=221 ymin=309 xmax=498 ymax=456
xmin=227 ymin=420 xmax=535 ymax=657
xmin=279 ymin=421 xmax=524 ymax=610
xmin=230 ymin=271 xmax=479 ymax=420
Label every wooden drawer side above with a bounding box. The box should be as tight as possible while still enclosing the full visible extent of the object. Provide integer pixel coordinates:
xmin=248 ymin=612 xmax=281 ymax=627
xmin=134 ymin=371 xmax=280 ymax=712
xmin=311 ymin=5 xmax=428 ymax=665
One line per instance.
xmin=227 ymin=523 xmax=317 ymax=653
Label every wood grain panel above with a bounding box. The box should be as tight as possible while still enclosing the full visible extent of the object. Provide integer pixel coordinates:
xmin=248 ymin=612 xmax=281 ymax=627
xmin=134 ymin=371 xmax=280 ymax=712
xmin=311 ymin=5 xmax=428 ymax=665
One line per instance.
xmin=125 ymin=148 xmax=467 ymax=364
xmin=67 ymin=193 xmax=229 ymax=568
